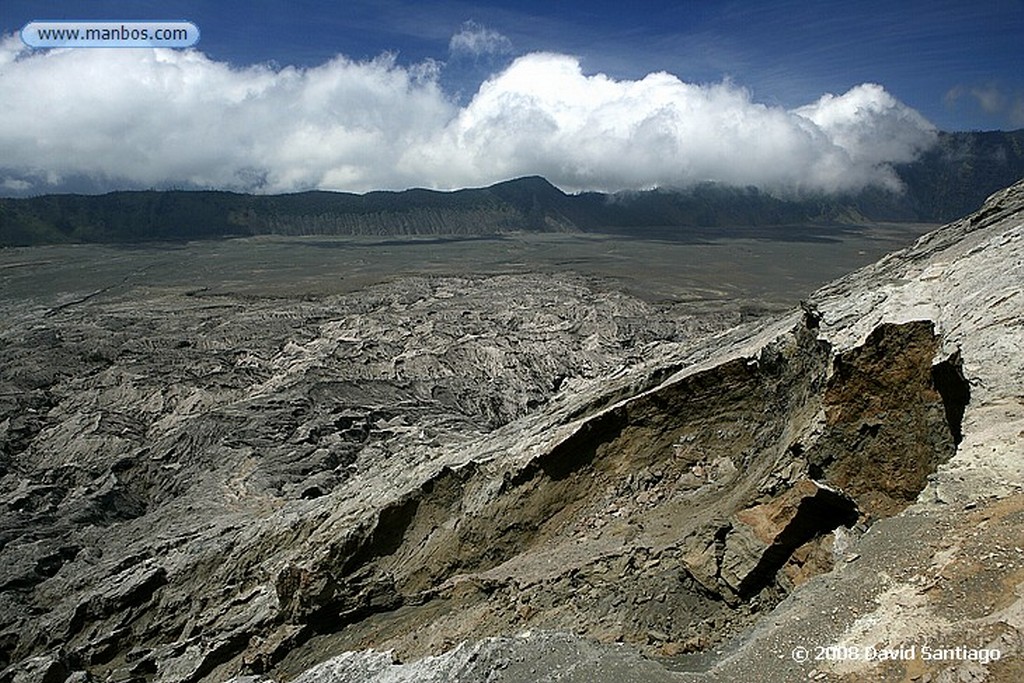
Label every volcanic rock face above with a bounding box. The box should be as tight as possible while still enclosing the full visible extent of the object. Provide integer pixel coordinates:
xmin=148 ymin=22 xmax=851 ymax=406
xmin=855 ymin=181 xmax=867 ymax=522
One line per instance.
xmin=1 ymin=179 xmax=1023 ymax=683
xmin=1 ymin=270 xmax=745 ymax=682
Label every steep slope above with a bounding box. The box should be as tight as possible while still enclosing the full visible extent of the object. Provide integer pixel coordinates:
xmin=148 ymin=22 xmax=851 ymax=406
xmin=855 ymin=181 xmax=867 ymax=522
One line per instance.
xmin=0 ymin=268 xmax=742 ymax=682
xmin=270 ymin=182 xmax=1024 ymax=683
xmin=241 ymin=184 xmax=1021 ymax=681
xmin=1 ymin=180 xmax=1021 ymax=683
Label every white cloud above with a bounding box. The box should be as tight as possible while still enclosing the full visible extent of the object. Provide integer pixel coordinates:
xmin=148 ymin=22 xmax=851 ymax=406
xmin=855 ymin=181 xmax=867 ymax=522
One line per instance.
xmin=0 ymin=35 xmax=454 ymax=194
xmin=0 ymin=36 xmax=937 ymax=196
xmin=969 ymin=85 xmax=1006 ymax=114
xmin=944 ymin=83 xmax=1024 ymax=128
xmin=448 ymin=21 xmax=513 ymax=57
xmin=411 ymin=55 xmax=936 ymax=194
xmin=1 ymin=177 xmax=30 ymax=191
xmin=793 ymin=83 xmax=938 ymax=190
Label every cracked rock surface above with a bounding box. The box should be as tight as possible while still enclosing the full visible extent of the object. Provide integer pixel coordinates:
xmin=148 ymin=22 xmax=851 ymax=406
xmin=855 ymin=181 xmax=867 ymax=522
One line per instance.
xmin=1 ymin=182 xmax=1022 ymax=683
xmin=1 ymin=264 xmax=744 ymax=682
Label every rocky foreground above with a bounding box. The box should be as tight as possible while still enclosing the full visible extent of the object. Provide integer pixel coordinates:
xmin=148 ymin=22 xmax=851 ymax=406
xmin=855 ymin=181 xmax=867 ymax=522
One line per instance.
xmin=2 ymin=180 xmax=1023 ymax=683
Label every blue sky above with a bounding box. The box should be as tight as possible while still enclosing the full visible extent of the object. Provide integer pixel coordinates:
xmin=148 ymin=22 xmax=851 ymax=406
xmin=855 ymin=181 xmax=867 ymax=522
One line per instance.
xmin=1 ymin=0 xmax=1021 ymax=195
xmin=5 ymin=0 xmax=1020 ymax=130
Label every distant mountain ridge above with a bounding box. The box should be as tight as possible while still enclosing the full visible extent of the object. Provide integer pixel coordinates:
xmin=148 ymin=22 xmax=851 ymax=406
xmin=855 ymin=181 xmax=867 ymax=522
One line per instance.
xmin=2 ymin=130 xmax=1022 ymax=246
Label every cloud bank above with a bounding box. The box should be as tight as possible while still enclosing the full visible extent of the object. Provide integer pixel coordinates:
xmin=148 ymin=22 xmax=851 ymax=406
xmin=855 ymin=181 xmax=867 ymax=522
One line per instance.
xmin=0 ymin=36 xmax=937 ymax=196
